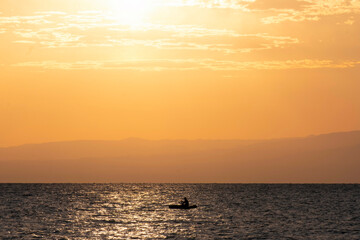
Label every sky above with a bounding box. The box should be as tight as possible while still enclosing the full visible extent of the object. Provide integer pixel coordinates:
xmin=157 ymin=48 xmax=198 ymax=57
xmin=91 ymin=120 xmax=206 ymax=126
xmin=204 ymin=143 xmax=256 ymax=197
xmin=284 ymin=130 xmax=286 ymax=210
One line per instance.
xmin=1 ymin=0 xmax=360 ymax=147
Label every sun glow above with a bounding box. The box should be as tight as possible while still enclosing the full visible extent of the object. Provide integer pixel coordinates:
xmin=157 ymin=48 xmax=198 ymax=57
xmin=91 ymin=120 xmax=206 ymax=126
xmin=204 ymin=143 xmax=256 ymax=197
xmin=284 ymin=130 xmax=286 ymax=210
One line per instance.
xmin=108 ymin=0 xmax=157 ymax=25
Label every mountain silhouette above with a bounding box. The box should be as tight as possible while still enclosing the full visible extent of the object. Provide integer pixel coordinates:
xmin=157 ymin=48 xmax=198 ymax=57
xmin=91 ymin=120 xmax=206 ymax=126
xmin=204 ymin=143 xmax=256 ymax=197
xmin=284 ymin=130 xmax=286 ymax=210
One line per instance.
xmin=0 ymin=131 xmax=359 ymax=183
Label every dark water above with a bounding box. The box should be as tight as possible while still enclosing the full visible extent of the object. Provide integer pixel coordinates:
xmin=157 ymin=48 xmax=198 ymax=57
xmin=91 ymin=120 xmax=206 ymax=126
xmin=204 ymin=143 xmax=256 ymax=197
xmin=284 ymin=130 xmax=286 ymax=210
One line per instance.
xmin=0 ymin=184 xmax=359 ymax=239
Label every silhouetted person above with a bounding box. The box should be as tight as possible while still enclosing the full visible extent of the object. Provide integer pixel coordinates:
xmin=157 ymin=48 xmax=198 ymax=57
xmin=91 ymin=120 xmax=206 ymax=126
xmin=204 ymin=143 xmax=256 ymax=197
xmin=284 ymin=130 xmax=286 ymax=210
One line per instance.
xmin=181 ymin=197 xmax=189 ymax=207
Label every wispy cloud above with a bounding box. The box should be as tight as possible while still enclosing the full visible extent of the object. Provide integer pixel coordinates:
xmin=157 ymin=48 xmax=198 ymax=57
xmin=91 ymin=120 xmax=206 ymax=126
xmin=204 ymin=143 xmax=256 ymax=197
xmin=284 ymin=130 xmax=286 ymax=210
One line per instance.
xmin=103 ymin=0 xmax=255 ymax=10
xmin=107 ymin=38 xmax=234 ymax=53
xmin=160 ymin=0 xmax=255 ymax=10
xmin=109 ymin=24 xmax=241 ymax=38
xmin=1 ymin=1 xmax=358 ymax=72
xmin=3 ymin=12 xmax=298 ymax=52
xmin=262 ymin=0 xmax=360 ymax=24
xmin=13 ymin=59 xmax=360 ymax=71
xmin=34 ymin=11 xmax=67 ymax=15
xmin=14 ymin=28 xmax=83 ymax=48
xmin=344 ymin=16 xmax=355 ymax=25
xmin=0 ymin=15 xmax=51 ymax=25
xmin=106 ymin=34 xmax=298 ymax=54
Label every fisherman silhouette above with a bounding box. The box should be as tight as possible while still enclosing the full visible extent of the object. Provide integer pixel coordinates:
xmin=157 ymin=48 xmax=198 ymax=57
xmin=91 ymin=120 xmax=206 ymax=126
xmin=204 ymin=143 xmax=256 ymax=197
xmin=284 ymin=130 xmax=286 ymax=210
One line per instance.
xmin=169 ymin=197 xmax=197 ymax=209
xmin=180 ymin=197 xmax=189 ymax=207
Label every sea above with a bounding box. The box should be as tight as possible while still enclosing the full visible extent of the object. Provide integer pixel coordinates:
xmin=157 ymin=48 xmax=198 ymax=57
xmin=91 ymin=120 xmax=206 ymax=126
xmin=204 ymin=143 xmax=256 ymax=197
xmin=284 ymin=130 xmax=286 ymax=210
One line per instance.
xmin=0 ymin=184 xmax=359 ymax=239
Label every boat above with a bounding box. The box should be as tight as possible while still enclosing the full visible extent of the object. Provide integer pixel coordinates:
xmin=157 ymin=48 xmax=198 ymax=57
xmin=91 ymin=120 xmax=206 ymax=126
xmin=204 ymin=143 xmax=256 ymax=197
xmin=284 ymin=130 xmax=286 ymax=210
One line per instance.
xmin=168 ymin=205 xmax=197 ymax=209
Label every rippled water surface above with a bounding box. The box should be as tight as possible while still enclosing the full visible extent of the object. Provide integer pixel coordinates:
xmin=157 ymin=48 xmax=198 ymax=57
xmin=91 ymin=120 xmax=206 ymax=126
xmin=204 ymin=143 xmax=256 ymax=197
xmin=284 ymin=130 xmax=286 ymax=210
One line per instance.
xmin=0 ymin=184 xmax=359 ymax=239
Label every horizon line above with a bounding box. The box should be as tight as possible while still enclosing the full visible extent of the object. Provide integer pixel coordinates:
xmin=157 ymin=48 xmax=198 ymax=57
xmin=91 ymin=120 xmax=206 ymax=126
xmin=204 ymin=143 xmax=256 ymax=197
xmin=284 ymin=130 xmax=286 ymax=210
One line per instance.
xmin=0 ymin=182 xmax=359 ymax=184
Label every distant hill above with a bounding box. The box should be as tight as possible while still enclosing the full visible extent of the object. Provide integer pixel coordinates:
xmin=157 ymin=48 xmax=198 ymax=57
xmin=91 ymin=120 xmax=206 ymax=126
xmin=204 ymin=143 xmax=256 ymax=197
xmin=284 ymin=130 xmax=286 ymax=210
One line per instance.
xmin=0 ymin=131 xmax=359 ymax=183
xmin=0 ymin=139 xmax=258 ymax=161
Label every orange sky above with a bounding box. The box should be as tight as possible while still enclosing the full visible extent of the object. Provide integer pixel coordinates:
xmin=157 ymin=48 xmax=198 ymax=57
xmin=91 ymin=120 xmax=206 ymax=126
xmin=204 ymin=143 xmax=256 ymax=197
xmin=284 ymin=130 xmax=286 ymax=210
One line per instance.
xmin=1 ymin=0 xmax=360 ymax=147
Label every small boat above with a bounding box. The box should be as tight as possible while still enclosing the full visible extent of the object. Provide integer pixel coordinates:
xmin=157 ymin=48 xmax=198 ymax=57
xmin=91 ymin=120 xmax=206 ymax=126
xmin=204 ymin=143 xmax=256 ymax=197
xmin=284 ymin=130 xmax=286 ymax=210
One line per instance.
xmin=168 ymin=205 xmax=197 ymax=209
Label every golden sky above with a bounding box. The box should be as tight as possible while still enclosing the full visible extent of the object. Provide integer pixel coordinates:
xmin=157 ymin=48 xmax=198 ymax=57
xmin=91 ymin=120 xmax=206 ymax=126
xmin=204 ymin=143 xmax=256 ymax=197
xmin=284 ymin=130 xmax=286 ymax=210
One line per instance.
xmin=1 ymin=0 xmax=360 ymax=147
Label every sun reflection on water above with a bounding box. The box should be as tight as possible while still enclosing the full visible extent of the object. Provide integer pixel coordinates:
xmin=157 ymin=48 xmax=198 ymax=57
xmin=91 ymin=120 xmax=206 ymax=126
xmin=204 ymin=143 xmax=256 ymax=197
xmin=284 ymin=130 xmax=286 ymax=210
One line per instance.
xmin=80 ymin=184 xmax=200 ymax=239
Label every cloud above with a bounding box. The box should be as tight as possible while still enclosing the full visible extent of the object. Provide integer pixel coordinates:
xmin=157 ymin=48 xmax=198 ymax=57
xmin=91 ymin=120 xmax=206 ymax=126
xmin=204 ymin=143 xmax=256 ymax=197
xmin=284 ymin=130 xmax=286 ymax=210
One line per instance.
xmin=13 ymin=28 xmax=83 ymax=48
xmin=0 ymin=15 xmax=51 ymax=25
xmin=160 ymin=0 xmax=255 ymax=9
xmin=12 ymin=59 xmax=360 ymax=71
xmin=262 ymin=0 xmax=360 ymax=24
xmin=3 ymin=12 xmax=298 ymax=52
xmin=103 ymin=0 xmax=255 ymax=10
xmin=107 ymin=38 xmax=234 ymax=53
xmin=344 ymin=17 xmax=355 ymax=25
xmin=34 ymin=11 xmax=67 ymax=15
xmin=109 ymin=23 xmax=242 ymax=38
xmin=13 ymin=40 xmax=36 ymax=44
xmin=105 ymin=34 xmax=298 ymax=54
xmin=2 ymin=2 xmax=358 ymax=71
xmin=201 ymin=59 xmax=360 ymax=70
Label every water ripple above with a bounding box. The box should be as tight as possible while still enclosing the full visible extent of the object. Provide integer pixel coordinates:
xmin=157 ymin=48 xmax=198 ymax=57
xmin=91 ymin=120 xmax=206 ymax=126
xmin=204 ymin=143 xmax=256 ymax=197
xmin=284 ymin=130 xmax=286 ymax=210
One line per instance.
xmin=0 ymin=184 xmax=359 ymax=239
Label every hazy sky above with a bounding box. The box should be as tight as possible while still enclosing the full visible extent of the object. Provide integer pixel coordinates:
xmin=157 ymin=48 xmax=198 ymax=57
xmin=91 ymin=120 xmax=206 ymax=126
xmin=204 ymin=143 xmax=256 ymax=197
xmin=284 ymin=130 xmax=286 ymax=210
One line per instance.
xmin=1 ymin=0 xmax=360 ymax=147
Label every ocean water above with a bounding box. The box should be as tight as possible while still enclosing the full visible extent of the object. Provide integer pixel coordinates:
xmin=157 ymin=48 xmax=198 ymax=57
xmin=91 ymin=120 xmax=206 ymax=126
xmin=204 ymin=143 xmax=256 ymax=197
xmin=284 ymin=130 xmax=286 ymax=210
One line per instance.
xmin=0 ymin=184 xmax=359 ymax=239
